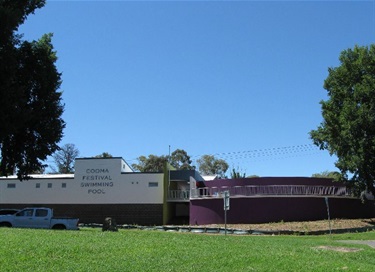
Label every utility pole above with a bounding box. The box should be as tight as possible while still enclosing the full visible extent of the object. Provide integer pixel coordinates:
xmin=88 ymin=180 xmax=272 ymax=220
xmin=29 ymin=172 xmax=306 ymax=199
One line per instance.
xmin=224 ymin=190 xmax=230 ymax=235
xmin=168 ymin=145 xmax=171 ymax=189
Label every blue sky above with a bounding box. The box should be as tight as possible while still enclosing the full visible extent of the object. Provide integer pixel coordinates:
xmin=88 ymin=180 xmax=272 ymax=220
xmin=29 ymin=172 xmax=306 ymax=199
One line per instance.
xmin=18 ymin=0 xmax=375 ymax=177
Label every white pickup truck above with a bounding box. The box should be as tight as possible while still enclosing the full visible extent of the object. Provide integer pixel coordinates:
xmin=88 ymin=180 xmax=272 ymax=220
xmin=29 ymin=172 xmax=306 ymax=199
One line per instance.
xmin=0 ymin=207 xmax=79 ymax=230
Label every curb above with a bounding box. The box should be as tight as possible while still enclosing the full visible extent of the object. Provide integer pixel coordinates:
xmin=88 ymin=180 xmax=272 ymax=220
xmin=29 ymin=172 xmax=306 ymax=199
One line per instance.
xmin=81 ymin=223 xmax=375 ymax=235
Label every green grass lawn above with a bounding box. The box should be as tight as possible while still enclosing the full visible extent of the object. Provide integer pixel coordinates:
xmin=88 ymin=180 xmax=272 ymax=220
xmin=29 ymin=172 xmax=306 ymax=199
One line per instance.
xmin=1 ymin=228 xmax=375 ymax=271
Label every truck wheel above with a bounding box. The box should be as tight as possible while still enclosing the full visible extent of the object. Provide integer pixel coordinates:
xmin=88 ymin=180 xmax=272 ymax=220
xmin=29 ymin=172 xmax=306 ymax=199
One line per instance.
xmin=0 ymin=222 xmax=12 ymax=228
xmin=52 ymin=224 xmax=66 ymax=230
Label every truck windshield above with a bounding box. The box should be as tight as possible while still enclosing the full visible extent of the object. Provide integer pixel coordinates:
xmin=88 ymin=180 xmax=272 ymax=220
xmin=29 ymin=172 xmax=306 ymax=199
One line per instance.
xmin=16 ymin=209 xmax=34 ymax=217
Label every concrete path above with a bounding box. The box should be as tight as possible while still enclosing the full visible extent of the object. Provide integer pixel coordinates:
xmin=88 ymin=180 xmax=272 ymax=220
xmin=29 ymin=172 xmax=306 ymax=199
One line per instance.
xmin=338 ymin=240 xmax=375 ymax=249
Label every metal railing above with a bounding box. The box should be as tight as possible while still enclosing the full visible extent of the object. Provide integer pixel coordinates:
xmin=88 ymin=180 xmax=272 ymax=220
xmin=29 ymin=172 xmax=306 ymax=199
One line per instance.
xmin=190 ymin=185 xmax=352 ymax=199
xmin=167 ymin=190 xmax=190 ymax=201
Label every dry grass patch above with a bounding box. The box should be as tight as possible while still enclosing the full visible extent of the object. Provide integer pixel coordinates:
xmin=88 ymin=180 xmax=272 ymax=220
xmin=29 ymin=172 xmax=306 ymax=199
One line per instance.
xmin=204 ymin=218 xmax=375 ymax=232
xmin=314 ymin=245 xmax=363 ymax=253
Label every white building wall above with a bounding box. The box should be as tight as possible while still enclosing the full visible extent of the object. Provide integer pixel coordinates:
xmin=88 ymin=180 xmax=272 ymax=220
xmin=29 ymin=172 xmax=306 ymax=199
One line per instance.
xmin=0 ymin=158 xmax=164 ymax=205
xmin=121 ymin=159 xmax=134 ymax=173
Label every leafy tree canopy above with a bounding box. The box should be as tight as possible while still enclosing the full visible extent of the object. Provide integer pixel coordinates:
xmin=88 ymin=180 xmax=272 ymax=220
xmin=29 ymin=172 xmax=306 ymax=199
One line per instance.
xmin=310 ymin=44 xmax=375 ymax=195
xmin=311 ymin=170 xmax=341 ymax=181
xmin=94 ymin=152 xmax=113 ymax=158
xmin=131 ymin=149 xmax=195 ymax=172
xmin=0 ymin=0 xmax=65 ymax=179
xmin=197 ymin=155 xmax=229 ymax=178
xmin=52 ymin=143 xmax=79 ymax=174
xmin=170 ymin=149 xmax=195 ymax=170
xmin=132 ymin=155 xmax=167 ymax=172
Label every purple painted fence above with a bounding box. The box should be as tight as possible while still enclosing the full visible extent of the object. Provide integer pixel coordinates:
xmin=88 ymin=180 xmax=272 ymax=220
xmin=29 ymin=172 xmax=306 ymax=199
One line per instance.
xmin=189 ymin=177 xmax=375 ymax=225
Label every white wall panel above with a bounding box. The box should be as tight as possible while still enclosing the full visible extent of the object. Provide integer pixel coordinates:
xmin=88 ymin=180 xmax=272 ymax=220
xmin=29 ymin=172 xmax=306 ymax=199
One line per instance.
xmin=0 ymin=158 xmax=164 ymax=204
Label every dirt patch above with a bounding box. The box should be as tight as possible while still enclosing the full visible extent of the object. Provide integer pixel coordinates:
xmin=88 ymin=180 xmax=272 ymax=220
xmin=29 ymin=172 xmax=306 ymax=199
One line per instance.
xmin=203 ymin=218 xmax=375 ymax=233
xmin=314 ymin=246 xmax=363 ymax=253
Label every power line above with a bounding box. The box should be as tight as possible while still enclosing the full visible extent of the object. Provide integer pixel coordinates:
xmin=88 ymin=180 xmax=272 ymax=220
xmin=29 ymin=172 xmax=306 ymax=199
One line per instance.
xmin=191 ymin=144 xmax=321 ymax=162
xmin=105 ymin=144 xmax=324 ymax=165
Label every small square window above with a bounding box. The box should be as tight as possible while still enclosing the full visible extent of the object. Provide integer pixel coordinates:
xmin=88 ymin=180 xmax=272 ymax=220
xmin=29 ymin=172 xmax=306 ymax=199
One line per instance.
xmin=148 ymin=182 xmax=158 ymax=187
xmin=62 ymin=183 xmax=67 ymax=188
xmin=36 ymin=183 xmax=40 ymax=188
xmin=47 ymin=183 xmax=52 ymax=188
xmin=7 ymin=183 xmax=16 ymax=189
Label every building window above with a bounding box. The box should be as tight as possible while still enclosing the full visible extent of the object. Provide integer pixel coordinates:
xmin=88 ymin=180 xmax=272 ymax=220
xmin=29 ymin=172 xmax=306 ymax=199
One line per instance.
xmin=7 ymin=183 xmax=16 ymax=189
xmin=148 ymin=182 xmax=158 ymax=187
xmin=36 ymin=183 xmax=40 ymax=188
xmin=47 ymin=183 xmax=52 ymax=188
xmin=62 ymin=183 xmax=67 ymax=188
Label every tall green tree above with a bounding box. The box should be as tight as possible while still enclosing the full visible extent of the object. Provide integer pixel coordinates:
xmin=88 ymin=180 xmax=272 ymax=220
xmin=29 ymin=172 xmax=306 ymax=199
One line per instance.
xmin=131 ymin=155 xmax=167 ymax=172
xmin=131 ymin=149 xmax=195 ymax=172
xmin=310 ymin=44 xmax=375 ymax=196
xmin=170 ymin=149 xmax=195 ymax=170
xmin=0 ymin=0 xmax=65 ymax=179
xmin=197 ymin=155 xmax=229 ymax=178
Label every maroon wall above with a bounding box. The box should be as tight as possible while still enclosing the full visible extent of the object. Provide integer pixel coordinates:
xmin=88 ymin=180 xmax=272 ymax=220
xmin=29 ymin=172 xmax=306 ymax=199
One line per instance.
xmin=0 ymin=204 xmax=163 ymax=225
xmin=190 ymin=197 xmax=375 ymax=225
